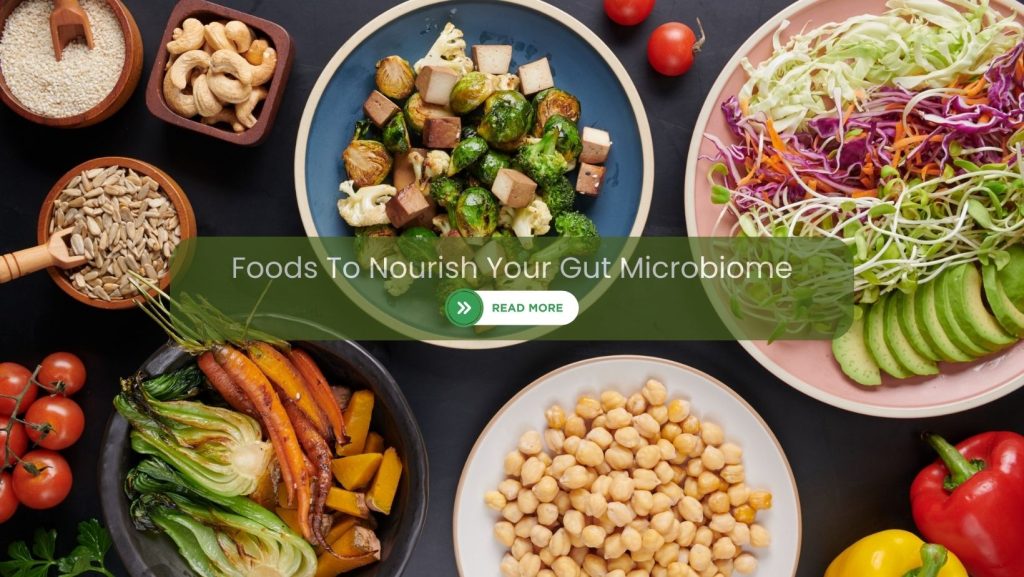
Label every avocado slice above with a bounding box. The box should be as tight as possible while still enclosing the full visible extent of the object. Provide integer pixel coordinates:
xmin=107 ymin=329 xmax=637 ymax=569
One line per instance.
xmin=997 ymin=245 xmax=1024 ymax=304
xmin=983 ymin=264 xmax=1024 ymax=337
xmin=947 ymin=264 xmax=1015 ymax=351
xmin=895 ymin=291 xmax=940 ymax=361
xmin=935 ymin=267 xmax=990 ymax=357
xmin=884 ymin=292 xmax=938 ymax=376
xmin=914 ymin=279 xmax=972 ymax=362
xmin=866 ymin=294 xmax=911 ymax=378
xmin=832 ymin=305 xmax=881 ymax=386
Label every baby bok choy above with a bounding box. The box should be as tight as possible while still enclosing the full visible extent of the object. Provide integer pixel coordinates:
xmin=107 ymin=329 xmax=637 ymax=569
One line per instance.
xmin=114 ymin=375 xmax=272 ymax=498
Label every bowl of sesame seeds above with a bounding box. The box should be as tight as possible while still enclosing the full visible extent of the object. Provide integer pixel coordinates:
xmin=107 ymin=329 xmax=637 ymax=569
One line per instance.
xmin=0 ymin=0 xmax=143 ymax=128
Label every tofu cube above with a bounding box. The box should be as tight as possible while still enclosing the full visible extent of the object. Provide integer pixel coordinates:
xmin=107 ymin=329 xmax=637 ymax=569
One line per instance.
xmin=393 ymin=148 xmax=427 ymax=191
xmin=580 ymin=127 xmax=612 ymax=164
xmin=491 ymin=168 xmax=537 ymax=208
xmin=363 ymin=90 xmax=400 ymax=127
xmin=386 ymin=184 xmax=434 ymax=228
xmin=415 ymin=66 xmax=461 ymax=106
xmin=423 ymin=117 xmax=462 ymax=149
xmin=575 ymin=163 xmax=606 ymax=197
xmin=518 ymin=57 xmax=554 ymax=96
xmin=472 ymin=45 xmax=513 ymax=75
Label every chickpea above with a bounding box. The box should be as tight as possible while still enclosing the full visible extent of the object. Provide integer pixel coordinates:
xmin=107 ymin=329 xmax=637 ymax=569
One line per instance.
xmin=561 ymin=465 xmax=590 ymax=490
xmin=604 ymin=533 xmax=627 ymax=560
xmin=503 ymin=503 xmax=525 ymax=523
xmin=699 ymin=423 xmax=724 ymax=447
xmin=627 ymin=570 xmax=650 ymax=577
xmin=516 ymin=516 xmax=538 ymax=538
xmin=551 ymin=528 xmax=571 ymax=556
xmin=656 ymin=439 xmax=677 ymax=461
xmin=609 ymin=476 xmax=636 ymax=503
xmin=633 ymin=414 xmax=661 ymax=439
xmin=749 ymin=524 xmax=770 ymax=548
xmin=636 ymin=445 xmax=662 ymax=469
xmin=546 ymin=429 xmax=567 ymax=454
xmin=633 ymin=469 xmax=660 ymax=491
xmin=592 ymin=475 xmax=612 ymax=498
xmin=577 ymin=397 xmax=603 ymax=420
xmin=593 ymin=415 xmax=609 ymax=431
xmin=683 ymin=478 xmax=700 ymax=500
xmin=694 ymin=526 xmax=713 ymax=548
xmin=531 ymin=524 xmax=554 ymax=548
xmin=621 ymin=526 xmax=642 ymax=552
xmin=506 ymin=451 xmax=526 ymax=477
xmin=655 ymin=543 xmax=680 ymax=568
xmin=552 ymin=557 xmax=581 ymax=577
xmin=650 ymin=492 xmax=672 ymax=515
xmin=625 ymin=393 xmax=647 ymax=415
xmin=631 ymin=490 xmax=654 ymax=517
xmin=512 ymin=537 xmax=533 ymax=560
xmin=719 ymin=466 xmax=745 ymax=485
xmin=719 ymin=443 xmax=742 ymax=465
xmin=582 ymin=525 xmax=608 ymax=548
xmin=641 ymin=529 xmax=665 ymax=554
xmin=697 ymin=472 xmax=720 ymax=496
xmin=559 ymin=509 xmax=583 ymax=534
xmin=495 ymin=521 xmax=517 ymax=547
xmin=501 ymin=554 xmax=520 ymax=577
xmin=648 ymin=405 xmax=669 ymax=426
xmin=564 ymin=436 xmax=583 ymax=457
xmin=586 ymin=427 xmax=614 ymax=449
xmin=520 ymin=431 xmax=544 ymax=455
xmin=714 ymin=559 xmax=733 ymax=577
xmin=570 ymin=488 xmax=590 ymax=512
xmin=679 ymin=495 xmax=705 ymax=524
xmin=661 ymin=423 xmax=683 ymax=443
xmin=547 ymin=405 xmax=568 ymax=430
xmin=615 ymin=427 xmax=642 ymax=449
xmin=728 ymin=523 xmax=750 ymax=547
xmin=601 ymin=391 xmax=628 ymax=412
xmin=640 ymin=379 xmax=668 ymax=406
xmin=566 ymin=415 xmax=588 ymax=439
xmin=707 ymin=492 xmax=730 ymax=515
xmin=667 ymin=399 xmax=690 ymax=423
xmin=609 ymin=555 xmax=635 ymax=573
xmin=660 ymin=482 xmax=683 ymax=505
xmin=486 ymin=491 xmax=508 ymax=511
xmin=607 ymin=571 xmax=628 ymax=577
xmin=727 ymin=484 xmax=750 ymax=508
xmin=701 ymin=446 xmax=726 ymax=471
xmin=666 ymin=563 xmax=690 ymax=577
xmin=538 ymin=502 xmax=559 ymax=526
xmin=649 ymin=511 xmax=675 ymax=536
xmin=681 ymin=415 xmax=701 ymax=435
xmin=587 ymin=492 xmax=609 ymax=518
xmin=537 ymin=452 xmax=552 ymax=466
xmin=607 ymin=502 xmax=637 ymax=527
xmin=653 ymin=567 xmax=668 ymax=577
xmin=676 ymin=521 xmax=697 ymax=547
xmin=606 ymin=445 xmax=635 ymax=471
xmin=571 ymin=547 xmax=590 ymax=565
xmin=521 ymin=553 xmax=542 ymax=577
xmin=533 ymin=476 xmax=560 ymax=503
xmin=732 ymin=505 xmax=755 ymax=525
xmin=711 ymin=538 xmax=736 ymax=560
xmin=688 ymin=544 xmax=712 ymax=572
xmin=519 ymin=489 xmax=540 ymax=514
xmin=555 ymin=491 xmax=572 ymax=514
xmin=733 ymin=554 xmax=757 ymax=575
xmin=599 ymin=515 xmax=617 ymax=535
xmin=550 ymin=454 xmax=578 ymax=478
xmin=749 ymin=491 xmax=772 ymax=511
xmin=540 ymin=571 xmax=556 ymax=577
xmin=577 ymin=440 xmax=605 ymax=467
xmin=500 ymin=479 xmax=523 ymax=500
xmin=584 ymin=554 xmax=608 ymax=577
xmin=654 ymin=462 xmax=675 ymax=485
xmin=522 ymin=457 xmax=546 ymax=487
xmin=606 ymin=408 xmax=633 ymax=430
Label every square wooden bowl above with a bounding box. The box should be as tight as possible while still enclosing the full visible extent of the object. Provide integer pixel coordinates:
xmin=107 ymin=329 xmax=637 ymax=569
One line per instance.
xmin=144 ymin=0 xmax=293 ymax=146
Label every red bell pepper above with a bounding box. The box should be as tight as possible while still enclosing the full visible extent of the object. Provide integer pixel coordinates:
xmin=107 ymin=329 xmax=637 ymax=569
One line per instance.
xmin=910 ymin=432 xmax=1024 ymax=577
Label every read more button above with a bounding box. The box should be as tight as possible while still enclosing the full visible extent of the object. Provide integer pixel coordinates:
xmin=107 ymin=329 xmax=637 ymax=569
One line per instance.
xmin=444 ymin=289 xmax=579 ymax=327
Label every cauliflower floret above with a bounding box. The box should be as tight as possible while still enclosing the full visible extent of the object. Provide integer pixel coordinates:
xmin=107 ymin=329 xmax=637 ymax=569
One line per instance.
xmin=337 ymin=180 xmax=395 ymax=227
xmin=489 ymin=73 xmax=520 ymax=92
xmin=409 ymin=149 xmax=451 ymax=183
xmin=414 ymin=22 xmax=474 ymax=75
xmin=505 ymin=198 xmax=552 ymax=238
xmin=432 ymin=214 xmax=452 ymax=235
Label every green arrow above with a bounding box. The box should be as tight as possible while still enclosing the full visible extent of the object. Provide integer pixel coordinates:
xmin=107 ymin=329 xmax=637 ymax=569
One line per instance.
xmin=445 ymin=288 xmax=483 ymax=327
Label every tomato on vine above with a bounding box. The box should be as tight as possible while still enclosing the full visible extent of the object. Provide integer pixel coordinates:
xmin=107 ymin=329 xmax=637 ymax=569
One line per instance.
xmin=12 ymin=450 xmax=72 ymax=510
xmin=0 ymin=363 xmax=36 ymax=416
xmin=36 ymin=352 xmax=86 ymax=396
xmin=25 ymin=396 xmax=84 ymax=451
xmin=0 ymin=416 xmax=27 ymax=467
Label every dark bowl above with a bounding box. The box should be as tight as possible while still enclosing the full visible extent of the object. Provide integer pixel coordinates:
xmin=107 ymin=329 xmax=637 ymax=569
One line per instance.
xmin=99 ymin=340 xmax=428 ymax=577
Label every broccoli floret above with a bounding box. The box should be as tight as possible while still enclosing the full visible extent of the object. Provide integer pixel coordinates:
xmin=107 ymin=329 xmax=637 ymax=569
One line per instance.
xmin=540 ymin=175 xmax=575 ymax=218
xmin=553 ymin=211 xmax=598 ymax=237
xmin=530 ymin=211 xmax=599 ymax=263
xmin=515 ymin=129 xmax=568 ymax=186
xmin=430 ymin=176 xmax=463 ymax=209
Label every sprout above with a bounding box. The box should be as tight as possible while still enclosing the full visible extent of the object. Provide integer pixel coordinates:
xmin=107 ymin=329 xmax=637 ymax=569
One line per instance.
xmin=449 ymin=136 xmax=489 ymax=176
xmin=470 ymin=149 xmax=512 ymax=186
xmin=455 ymin=187 xmax=500 ymax=237
xmin=343 ymin=139 xmax=393 ymax=187
xmin=404 ymin=93 xmax=453 ymax=134
xmin=382 ymin=113 xmax=411 ymax=154
xmin=430 ymin=175 xmax=463 ymax=209
xmin=375 ymin=55 xmax=416 ymax=100
xmin=450 ymin=71 xmax=495 ymax=115
xmin=540 ymin=175 xmax=576 ymax=217
xmin=398 ymin=226 xmax=439 ymax=262
xmin=532 ymin=88 xmax=581 ymax=136
xmin=478 ymin=90 xmax=534 ymax=147
xmin=515 ymin=129 xmax=568 ymax=186
xmin=544 ymin=115 xmax=582 ymax=169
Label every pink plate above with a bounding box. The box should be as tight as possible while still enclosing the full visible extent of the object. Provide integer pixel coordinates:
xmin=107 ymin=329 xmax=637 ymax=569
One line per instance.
xmin=684 ymin=0 xmax=1024 ymax=418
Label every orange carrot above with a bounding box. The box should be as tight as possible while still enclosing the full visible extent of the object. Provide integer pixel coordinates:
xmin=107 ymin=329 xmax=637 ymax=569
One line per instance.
xmin=283 ymin=398 xmax=334 ymax=552
xmin=197 ymin=352 xmax=259 ymax=420
xmin=765 ymin=118 xmax=786 ymax=152
xmin=288 ymin=348 xmax=347 ymax=445
xmin=852 ymin=189 xmax=878 ymax=198
xmin=247 ymin=342 xmax=330 ymax=439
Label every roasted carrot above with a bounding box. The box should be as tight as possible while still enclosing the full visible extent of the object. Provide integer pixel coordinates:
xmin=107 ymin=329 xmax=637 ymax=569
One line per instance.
xmin=283 ymin=398 xmax=335 ymax=552
xmin=288 ymin=348 xmax=347 ymax=445
xmin=247 ymin=342 xmax=330 ymax=439
xmin=212 ymin=344 xmax=310 ymax=516
xmin=197 ymin=352 xmax=259 ymax=419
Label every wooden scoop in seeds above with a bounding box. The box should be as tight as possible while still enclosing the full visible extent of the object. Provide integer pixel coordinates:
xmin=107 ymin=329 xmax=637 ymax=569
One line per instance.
xmin=0 ymin=228 xmax=87 ymax=284
xmin=50 ymin=0 xmax=94 ymax=62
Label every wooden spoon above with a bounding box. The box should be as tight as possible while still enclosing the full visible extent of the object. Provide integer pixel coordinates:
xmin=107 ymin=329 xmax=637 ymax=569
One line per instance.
xmin=50 ymin=0 xmax=94 ymax=62
xmin=0 ymin=228 xmax=87 ymax=284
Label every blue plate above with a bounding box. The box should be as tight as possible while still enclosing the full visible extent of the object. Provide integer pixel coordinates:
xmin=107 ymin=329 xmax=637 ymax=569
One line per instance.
xmin=295 ymin=0 xmax=653 ymax=345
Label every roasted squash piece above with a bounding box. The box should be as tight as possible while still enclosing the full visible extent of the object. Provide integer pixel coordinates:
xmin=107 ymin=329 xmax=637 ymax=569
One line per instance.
xmin=332 ymin=453 xmax=384 ymax=491
xmin=275 ymin=507 xmax=304 ymax=536
xmin=364 ymin=431 xmax=385 ymax=454
xmin=322 ymin=516 xmax=359 ymax=551
xmin=314 ymin=527 xmax=381 ymax=577
xmin=337 ymin=390 xmax=374 ymax=456
xmin=326 ymin=487 xmax=371 ymax=519
xmin=367 ymin=447 xmax=402 ymax=515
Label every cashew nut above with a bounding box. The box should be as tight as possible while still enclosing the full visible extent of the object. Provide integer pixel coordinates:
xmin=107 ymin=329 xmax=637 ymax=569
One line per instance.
xmin=206 ymin=72 xmax=252 ymax=104
xmin=244 ymin=39 xmax=269 ymax=65
xmin=211 ymin=49 xmax=254 ymax=85
xmin=166 ymin=18 xmax=204 ymax=55
xmin=203 ymin=22 xmax=234 ymax=52
xmin=201 ymin=109 xmax=245 ymax=133
xmin=168 ymin=50 xmax=210 ymax=90
xmin=224 ymin=20 xmax=253 ymax=53
xmin=192 ymin=74 xmax=223 ymax=118
xmin=163 ymin=69 xmax=197 ymax=117
xmin=235 ymin=87 xmax=267 ymax=128
xmin=250 ymin=47 xmax=277 ymax=87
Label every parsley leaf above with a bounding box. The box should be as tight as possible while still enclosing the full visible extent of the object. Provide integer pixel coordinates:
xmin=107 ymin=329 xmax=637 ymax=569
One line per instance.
xmin=0 ymin=521 xmax=113 ymax=577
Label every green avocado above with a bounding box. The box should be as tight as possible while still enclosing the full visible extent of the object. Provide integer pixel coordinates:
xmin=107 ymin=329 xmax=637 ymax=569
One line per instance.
xmin=983 ymin=263 xmax=1024 ymax=337
xmin=866 ymin=294 xmax=911 ymax=379
xmin=894 ymin=290 xmax=940 ymax=362
xmin=914 ymin=279 xmax=972 ymax=362
xmin=935 ymin=268 xmax=990 ymax=357
xmin=884 ymin=292 xmax=938 ymax=376
xmin=997 ymin=245 xmax=1024 ymax=305
xmin=832 ymin=305 xmax=881 ymax=386
xmin=947 ymin=264 xmax=1015 ymax=351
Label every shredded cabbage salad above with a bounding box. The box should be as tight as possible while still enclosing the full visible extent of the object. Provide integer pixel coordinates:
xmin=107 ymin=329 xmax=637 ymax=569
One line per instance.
xmin=709 ymin=0 xmax=1024 ymax=303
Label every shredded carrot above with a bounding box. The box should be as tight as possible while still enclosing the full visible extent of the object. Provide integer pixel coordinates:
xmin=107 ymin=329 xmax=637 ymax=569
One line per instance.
xmin=739 ymin=97 xmax=750 ymax=116
xmin=893 ymin=134 xmax=944 ymax=149
xmin=765 ymin=118 xmax=787 ymax=152
xmin=1016 ymin=54 xmax=1024 ymax=82
xmin=962 ymin=96 xmax=990 ymax=106
xmin=852 ymin=189 xmax=878 ymax=198
xmin=962 ymin=77 xmax=987 ymax=97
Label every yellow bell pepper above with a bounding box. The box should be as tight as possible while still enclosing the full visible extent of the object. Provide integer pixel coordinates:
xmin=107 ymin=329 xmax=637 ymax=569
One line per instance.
xmin=826 ymin=530 xmax=967 ymax=577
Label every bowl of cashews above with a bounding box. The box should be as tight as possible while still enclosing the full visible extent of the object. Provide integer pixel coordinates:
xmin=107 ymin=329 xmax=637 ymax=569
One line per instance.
xmin=144 ymin=0 xmax=293 ymax=146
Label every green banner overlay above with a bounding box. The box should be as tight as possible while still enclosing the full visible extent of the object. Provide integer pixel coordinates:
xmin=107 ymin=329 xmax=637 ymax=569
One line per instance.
xmin=168 ymin=237 xmax=854 ymax=341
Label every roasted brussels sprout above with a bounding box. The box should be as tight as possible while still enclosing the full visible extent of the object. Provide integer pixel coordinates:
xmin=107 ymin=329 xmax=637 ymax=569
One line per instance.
xmin=515 ymin=129 xmax=567 ymax=186
xmin=532 ymin=88 xmax=581 ymax=136
xmin=448 ymin=136 xmax=488 ymax=176
xmin=353 ymin=118 xmax=382 ymax=142
xmin=470 ymin=149 xmax=512 ymax=186
xmin=375 ymin=55 xmax=416 ymax=100
xmin=540 ymin=175 xmax=575 ymax=218
xmin=398 ymin=226 xmax=438 ymax=262
xmin=454 ymin=187 xmax=500 ymax=237
xmin=430 ymin=176 xmax=463 ymax=209
xmin=449 ymin=71 xmax=495 ymax=115
xmin=403 ymin=93 xmax=453 ymax=134
xmin=461 ymin=125 xmax=479 ymax=140
xmin=382 ymin=114 xmax=411 ymax=154
xmin=344 ymin=140 xmax=393 ymax=187
xmin=544 ymin=115 xmax=582 ymax=168
xmin=354 ymin=224 xmax=398 ymax=267
xmin=478 ymin=90 xmax=534 ymax=147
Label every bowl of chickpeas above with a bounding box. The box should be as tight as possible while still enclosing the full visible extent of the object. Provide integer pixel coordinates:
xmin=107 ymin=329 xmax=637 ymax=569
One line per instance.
xmin=454 ymin=355 xmax=800 ymax=577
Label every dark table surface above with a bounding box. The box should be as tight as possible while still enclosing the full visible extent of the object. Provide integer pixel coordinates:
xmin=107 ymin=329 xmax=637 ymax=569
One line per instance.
xmin=1 ymin=0 xmax=1022 ymax=575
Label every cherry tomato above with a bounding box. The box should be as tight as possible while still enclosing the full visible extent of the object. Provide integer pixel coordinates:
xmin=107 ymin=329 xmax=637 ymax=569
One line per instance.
xmin=24 ymin=396 xmax=84 ymax=451
xmin=0 ymin=363 xmax=36 ymax=416
xmin=647 ymin=20 xmax=706 ymax=77
xmin=0 ymin=472 xmax=17 ymax=523
xmin=604 ymin=0 xmax=655 ymax=26
xmin=37 ymin=352 xmax=86 ymax=396
xmin=12 ymin=450 xmax=72 ymax=510
xmin=0 ymin=417 xmax=27 ymax=467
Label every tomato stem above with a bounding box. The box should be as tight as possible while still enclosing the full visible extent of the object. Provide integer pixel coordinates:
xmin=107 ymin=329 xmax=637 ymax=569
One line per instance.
xmin=693 ymin=18 xmax=707 ymax=54
xmin=1 ymin=365 xmax=42 ymax=472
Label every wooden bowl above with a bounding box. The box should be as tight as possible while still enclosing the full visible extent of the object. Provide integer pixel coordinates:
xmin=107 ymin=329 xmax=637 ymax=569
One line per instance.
xmin=0 ymin=0 xmax=144 ymax=128
xmin=145 ymin=0 xmax=294 ymax=146
xmin=36 ymin=157 xmax=197 ymax=310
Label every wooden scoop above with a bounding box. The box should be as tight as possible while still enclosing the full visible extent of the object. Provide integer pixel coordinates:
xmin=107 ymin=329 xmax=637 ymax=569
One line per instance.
xmin=0 ymin=228 xmax=87 ymax=284
xmin=50 ymin=0 xmax=95 ymax=62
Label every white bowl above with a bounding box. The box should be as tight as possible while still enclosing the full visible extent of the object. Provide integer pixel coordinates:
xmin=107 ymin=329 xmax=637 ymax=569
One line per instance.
xmin=454 ymin=355 xmax=801 ymax=577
